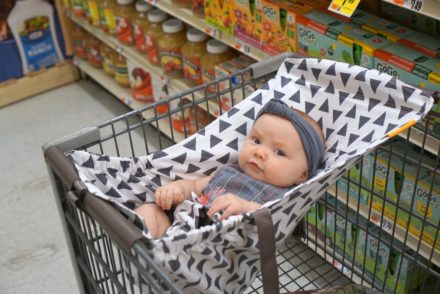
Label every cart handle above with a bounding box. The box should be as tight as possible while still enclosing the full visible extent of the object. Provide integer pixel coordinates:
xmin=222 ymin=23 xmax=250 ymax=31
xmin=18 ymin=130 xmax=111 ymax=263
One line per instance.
xmin=45 ymin=146 xmax=146 ymax=253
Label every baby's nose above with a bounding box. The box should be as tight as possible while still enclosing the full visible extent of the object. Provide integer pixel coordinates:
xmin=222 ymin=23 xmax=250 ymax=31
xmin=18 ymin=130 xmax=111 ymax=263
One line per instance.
xmin=254 ymin=147 xmax=267 ymax=160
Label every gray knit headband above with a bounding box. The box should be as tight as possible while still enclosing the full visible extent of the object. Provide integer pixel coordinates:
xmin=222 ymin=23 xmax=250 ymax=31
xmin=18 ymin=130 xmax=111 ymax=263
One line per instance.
xmin=255 ymin=99 xmax=325 ymax=177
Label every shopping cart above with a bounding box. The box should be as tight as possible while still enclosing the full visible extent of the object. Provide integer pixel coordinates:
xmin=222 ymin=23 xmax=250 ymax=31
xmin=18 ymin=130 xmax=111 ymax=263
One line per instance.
xmin=43 ymin=53 xmax=439 ymax=293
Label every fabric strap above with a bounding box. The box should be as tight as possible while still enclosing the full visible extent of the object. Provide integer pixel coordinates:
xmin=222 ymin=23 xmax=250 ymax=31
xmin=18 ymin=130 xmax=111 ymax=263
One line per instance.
xmin=254 ymin=208 xmax=280 ymax=294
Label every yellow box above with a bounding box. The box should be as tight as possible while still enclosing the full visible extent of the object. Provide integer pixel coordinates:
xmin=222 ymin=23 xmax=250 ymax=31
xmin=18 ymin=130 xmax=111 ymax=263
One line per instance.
xmin=205 ymin=0 xmax=235 ymax=35
xmin=261 ymin=0 xmax=314 ymax=55
xmin=233 ymin=0 xmax=263 ymax=48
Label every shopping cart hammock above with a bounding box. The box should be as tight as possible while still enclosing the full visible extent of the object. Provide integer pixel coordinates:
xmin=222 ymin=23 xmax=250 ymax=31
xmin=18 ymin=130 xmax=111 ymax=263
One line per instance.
xmin=69 ymin=57 xmax=433 ymax=293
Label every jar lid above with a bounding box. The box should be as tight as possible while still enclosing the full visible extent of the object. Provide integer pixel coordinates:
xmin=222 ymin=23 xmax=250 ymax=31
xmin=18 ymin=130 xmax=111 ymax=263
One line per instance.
xmin=186 ymin=28 xmax=208 ymax=42
xmin=207 ymin=39 xmax=229 ymax=54
xmin=135 ymin=0 xmax=153 ymax=12
xmin=117 ymin=0 xmax=134 ymax=5
xmin=148 ymin=9 xmax=167 ymax=23
xmin=162 ymin=19 xmax=184 ymax=34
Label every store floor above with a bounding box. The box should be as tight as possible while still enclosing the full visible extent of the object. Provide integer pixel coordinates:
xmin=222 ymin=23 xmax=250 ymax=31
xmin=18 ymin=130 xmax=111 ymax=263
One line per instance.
xmin=0 ymin=79 xmax=131 ymax=294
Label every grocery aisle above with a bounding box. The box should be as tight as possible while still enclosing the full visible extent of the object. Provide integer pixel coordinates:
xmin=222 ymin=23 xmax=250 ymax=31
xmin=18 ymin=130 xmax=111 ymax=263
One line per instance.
xmin=0 ymin=79 xmax=130 ymax=294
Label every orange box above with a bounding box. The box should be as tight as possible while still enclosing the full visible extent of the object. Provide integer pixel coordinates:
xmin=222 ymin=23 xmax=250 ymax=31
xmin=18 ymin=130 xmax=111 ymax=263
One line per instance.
xmin=205 ymin=0 xmax=234 ymax=35
xmin=261 ymin=0 xmax=314 ymax=55
xmin=233 ymin=0 xmax=263 ymax=48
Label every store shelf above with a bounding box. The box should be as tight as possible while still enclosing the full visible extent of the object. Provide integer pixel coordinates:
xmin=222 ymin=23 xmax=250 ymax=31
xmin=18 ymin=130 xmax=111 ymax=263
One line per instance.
xmin=0 ymin=61 xmax=79 ymax=108
xmin=74 ymin=57 xmax=185 ymax=142
xmin=144 ymin=0 xmax=269 ymax=61
xmin=69 ymin=13 xmax=190 ymax=94
xmin=382 ymin=0 xmax=440 ymax=21
xmin=399 ymin=126 xmax=440 ymax=156
xmin=327 ymin=185 xmax=440 ymax=268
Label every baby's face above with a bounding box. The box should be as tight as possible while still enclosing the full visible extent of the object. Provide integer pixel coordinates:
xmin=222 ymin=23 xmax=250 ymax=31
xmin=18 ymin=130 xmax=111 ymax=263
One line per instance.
xmin=238 ymin=114 xmax=309 ymax=188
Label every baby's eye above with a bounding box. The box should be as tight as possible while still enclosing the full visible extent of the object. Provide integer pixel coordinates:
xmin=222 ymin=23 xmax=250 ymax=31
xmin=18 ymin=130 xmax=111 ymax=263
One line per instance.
xmin=275 ymin=149 xmax=285 ymax=156
xmin=251 ymin=137 xmax=261 ymax=144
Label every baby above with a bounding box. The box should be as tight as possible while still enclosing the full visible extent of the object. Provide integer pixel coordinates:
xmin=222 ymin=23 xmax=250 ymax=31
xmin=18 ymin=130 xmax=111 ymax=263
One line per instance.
xmin=135 ymin=99 xmax=326 ymax=238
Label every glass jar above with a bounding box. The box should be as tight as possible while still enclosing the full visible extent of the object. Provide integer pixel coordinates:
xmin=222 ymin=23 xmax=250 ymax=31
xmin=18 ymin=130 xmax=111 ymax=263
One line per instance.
xmin=73 ymin=25 xmax=88 ymax=60
xmin=101 ymin=0 xmax=117 ymax=34
xmin=182 ymin=28 xmax=208 ymax=85
xmin=72 ymin=0 xmax=85 ymax=17
xmin=158 ymin=19 xmax=187 ymax=79
xmin=114 ymin=54 xmax=130 ymax=87
xmin=145 ymin=9 xmax=167 ymax=66
xmin=201 ymin=39 xmax=237 ymax=91
xmin=100 ymin=42 xmax=116 ymax=76
xmin=85 ymin=35 xmax=103 ymax=68
xmin=171 ymin=0 xmax=192 ymax=9
xmin=133 ymin=0 xmax=152 ymax=54
xmin=115 ymin=0 xmax=136 ymax=46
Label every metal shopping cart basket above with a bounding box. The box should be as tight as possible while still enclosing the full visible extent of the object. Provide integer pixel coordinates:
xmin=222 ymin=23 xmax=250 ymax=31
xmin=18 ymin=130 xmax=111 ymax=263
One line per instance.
xmin=43 ymin=53 xmax=439 ymax=293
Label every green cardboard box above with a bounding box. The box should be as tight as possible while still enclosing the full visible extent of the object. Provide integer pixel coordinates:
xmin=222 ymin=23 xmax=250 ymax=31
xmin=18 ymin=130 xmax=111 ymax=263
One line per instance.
xmin=296 ymin=10 xmax=391 ymax=68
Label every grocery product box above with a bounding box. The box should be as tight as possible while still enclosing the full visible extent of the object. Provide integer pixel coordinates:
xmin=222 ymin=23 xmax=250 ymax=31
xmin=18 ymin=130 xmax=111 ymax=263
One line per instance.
xmin=214 ymin=54 xmax=255 ymax=111
xmin=359 ymin=226 xmax=422 ymax=294
xmin=296 ymin=10 xmax=391 ymax=68
xmin=351 ymin=10 xmax=414 ymax=42
xmin=205 ymin=0 xmax=235 ymax=35
xmin=374 ymin=43 xmax=440 ymax=93
xmin=233 ymin=0 xmax=263 ymax=48
xmin=261 ymin=0 xmax=314 ymax=55
xmin=307 ymin=202 xmax=334 ymax=247
xmin=397 ymin=33 xmax=440 ymax=58
xmin=381 ymin=2 xmax=440 ymax=38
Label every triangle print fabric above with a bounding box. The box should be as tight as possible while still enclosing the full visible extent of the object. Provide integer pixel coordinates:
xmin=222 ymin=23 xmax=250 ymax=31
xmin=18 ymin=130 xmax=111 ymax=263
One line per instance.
xmin=70 ymin=57 xmax=433 ymax=293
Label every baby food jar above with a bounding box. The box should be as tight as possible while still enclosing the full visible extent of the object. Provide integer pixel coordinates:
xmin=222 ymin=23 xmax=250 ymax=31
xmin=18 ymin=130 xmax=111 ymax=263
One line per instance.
xmin=101 ymin=0 xmax=118 ymax=34
xmin=100 ymin=42 xmax=117 ymax=76
xmin=158 ymin=19 xmax=187 ymax=78
xmin=85 ymin=35 xmax=103 ymax=68
xmin=72 ymin=0 xmax=85 ymax=17
xmin=201 ymin=39 xmax=237 ymax=91
xmin=115 ymin=0 xmax=136 ymax=46
xmin=133 ymin=0 xmax=152 ymax=54
xmin=145 ymin=9 xmax=167 ymax=66
xmin=182 ymin=28 xmax=208 ymax=85
xmin=114 ymin=54 xmax=130 ymax=87
xmin=73 ymin=25 xmax=88 ymax=60
xmin=171 ymin=0 xmax=192 ymax=8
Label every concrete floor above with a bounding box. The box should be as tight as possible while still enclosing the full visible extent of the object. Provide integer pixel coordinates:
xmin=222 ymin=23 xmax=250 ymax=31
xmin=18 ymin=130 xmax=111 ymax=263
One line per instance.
xmin=0 ymin=79 xmax=131 ymax=294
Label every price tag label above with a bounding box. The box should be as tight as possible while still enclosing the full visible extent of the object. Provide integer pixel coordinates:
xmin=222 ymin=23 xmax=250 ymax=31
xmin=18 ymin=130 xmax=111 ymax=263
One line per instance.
xmin=203 ymin=26 xmax=218 ymax=38
xmin=234 ymin=40 xmax=252 ymax=55
xmin=73 ymin=58 xmax=81 ymax=66
xmin=392 ymin=0 xmax=424 ymax=12
xmin=145 ymin=0 xmax=159 ymax=5
xmin=115 ymin=44 xmax=124 ymax=54
xmin=328 ymin=0 xmax=361 ymax=17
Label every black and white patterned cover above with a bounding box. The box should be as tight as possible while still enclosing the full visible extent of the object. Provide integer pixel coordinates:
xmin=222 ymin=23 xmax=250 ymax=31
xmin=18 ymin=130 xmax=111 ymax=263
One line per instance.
xmin=70 ymin=58 xmax=433 ymax=293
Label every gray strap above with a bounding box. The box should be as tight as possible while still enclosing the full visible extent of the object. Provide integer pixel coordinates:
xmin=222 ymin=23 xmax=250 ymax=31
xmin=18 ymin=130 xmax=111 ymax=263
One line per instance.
xmin=254 ymin=208 xmax=280 ymax=294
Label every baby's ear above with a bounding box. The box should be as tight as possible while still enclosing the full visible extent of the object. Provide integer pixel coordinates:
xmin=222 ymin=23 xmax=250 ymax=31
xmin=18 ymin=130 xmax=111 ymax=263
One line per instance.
xmin=296 ymin=170 xmax=309 ymax=184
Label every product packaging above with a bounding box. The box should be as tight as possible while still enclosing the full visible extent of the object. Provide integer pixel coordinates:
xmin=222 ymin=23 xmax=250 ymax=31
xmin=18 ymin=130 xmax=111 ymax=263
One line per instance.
xmin=204 ymin=0 xmax=234 ymax=35
xmin=233 ymin=0 xmax=263 ymax=49
xmin=127 ymin=59 xmax=153 ymax=103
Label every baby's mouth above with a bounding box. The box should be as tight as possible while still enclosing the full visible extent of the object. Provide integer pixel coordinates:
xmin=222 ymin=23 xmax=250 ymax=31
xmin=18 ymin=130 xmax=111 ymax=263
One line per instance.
xmin=248 ymin=161 xmax=263 ymax=173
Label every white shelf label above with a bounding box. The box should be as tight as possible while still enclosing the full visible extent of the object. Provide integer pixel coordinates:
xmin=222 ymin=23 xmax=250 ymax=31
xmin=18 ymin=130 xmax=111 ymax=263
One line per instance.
xmin=203 ymin=26 xmax=218 ymax=38
xmin=145 ymin=0 xmax=159 ymax=5
xmin=234 ymin=40 xmax=251 ymax=54
xmin=391 ymin=0 xmax=424 ymax=12
xmin=115 ymin=44 xmax=124 ymax=54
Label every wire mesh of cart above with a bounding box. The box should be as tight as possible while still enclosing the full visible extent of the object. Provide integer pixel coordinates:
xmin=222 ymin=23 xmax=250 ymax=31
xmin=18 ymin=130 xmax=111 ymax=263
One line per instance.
xmin=43 ymin=53 xmax=440 ymax=294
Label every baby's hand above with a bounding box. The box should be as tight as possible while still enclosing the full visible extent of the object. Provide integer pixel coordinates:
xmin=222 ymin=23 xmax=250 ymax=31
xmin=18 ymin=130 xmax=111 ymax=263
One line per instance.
xmin=155 ymin=182 xmax=186 ymax=210
xmin=207 ymin=193 xmax=261 ymax=221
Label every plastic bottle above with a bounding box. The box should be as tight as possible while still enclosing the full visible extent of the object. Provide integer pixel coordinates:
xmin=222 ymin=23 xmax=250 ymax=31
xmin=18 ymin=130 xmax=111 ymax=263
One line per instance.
xmin=101 ymin=0 xmax=117 ymax=35
xmin=133 ymin=0 xmax=152 ymax=54
xmin=201 ymin=39 xmax=236 ymax=91
xmin=158 ymin=19 xmax=187 ymax=78
xmin=182 ymin=28 xmax=208 ymax=85
xmin=7 ymin=0 xmax=65 ymax=74
xmin=115 ymin=0 xmax=136 ymax=46
xmin=145 ymin=9 xmax=167 ymax=66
